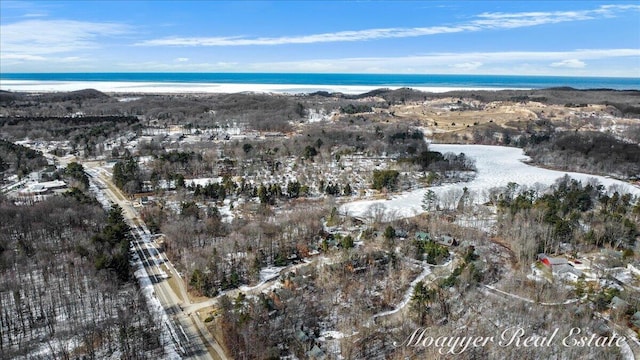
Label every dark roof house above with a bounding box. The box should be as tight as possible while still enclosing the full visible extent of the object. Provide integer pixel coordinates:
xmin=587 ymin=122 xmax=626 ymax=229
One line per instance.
xmin=307 ymin=345 xmax=326 ymax=360
xmin=631 ymin=311 xmax=640 ymax=328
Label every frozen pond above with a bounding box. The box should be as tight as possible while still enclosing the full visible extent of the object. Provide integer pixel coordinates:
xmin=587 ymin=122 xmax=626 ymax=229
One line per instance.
xmin=341 ymin=144 xmax=640 ymax=220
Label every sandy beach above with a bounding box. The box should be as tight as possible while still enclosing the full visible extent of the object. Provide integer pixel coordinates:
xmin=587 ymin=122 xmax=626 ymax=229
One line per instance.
xmin=0 ymin=79 xmax=509 ymax=95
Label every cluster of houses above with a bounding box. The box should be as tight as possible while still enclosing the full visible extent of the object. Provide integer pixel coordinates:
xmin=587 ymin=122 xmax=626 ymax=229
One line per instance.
xmin=535 ymin=253 xmax=640 ymax=335
xmin=535 ymin=253 xmax=640 ymax=287
xmin=134 ymin=124 xmax=286 ymax=147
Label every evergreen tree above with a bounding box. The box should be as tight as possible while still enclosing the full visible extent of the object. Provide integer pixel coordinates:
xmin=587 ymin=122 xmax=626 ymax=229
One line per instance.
xmin=372 ymin=169 xmax=400 ymax=191
xmin=287 ymin=180 xmax=301 ymax=198
xmin=65 ymin=162 xmax=89 ymax=188
xmin=257 ymin=184 xmax=269 ymax=204
xmin=112 ymin=155 xmax=141 ymax=194
xmin=343 ymin=183 xmax=352 ymax=196
xmin=422 ymin=189 xmax=438 ymax=211
xmin=341 ymin=235 xmax=354 ymax=249
xmin=93 ymin=204 xmax=132 ymax=282
xmin=411 ymin=281 xmax=435 ymax=325
xmin=384 ymin=225 xmax=396 ymax=241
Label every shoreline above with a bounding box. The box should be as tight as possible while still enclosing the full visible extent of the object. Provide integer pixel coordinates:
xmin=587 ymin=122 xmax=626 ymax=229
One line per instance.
xmin=0 ymin=79 xmax=515 ymax=95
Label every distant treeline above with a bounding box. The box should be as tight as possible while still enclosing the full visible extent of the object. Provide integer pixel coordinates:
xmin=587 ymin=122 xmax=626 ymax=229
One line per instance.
xmin=0 ymin=115 xmax=138 ymax=127
xmin=0 ymin=116 xmax=140 ymax=150
xmin=0 ymin=89 xmax=109 ymax=105
xmin=310 ymin=87 xmax=640 ymax=115
xmin=206 ymin=93 xmax=305 ymax=132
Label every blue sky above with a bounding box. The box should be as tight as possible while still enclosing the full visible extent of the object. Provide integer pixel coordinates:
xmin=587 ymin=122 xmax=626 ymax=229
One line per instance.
xmin=1 ymin=1 xmax=639 ymax=76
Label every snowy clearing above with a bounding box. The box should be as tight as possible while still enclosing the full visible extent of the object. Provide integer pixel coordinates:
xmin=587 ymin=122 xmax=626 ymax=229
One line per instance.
xmin=341 ymin=144 xmax=640 ymax=220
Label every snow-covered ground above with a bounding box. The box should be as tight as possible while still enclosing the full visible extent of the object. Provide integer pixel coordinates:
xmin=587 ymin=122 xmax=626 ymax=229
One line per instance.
xmin=0 ymin=79 xmax=508 ymax=94
xmin=238 ymin=266 xmax=286 ymax=292
xmin=341 ymin=144 xmax=640 ymax=220
xmin=118 ymin=96 xmax=141 ymax=102
xmin=306 ymin=108 xmax=334 ymax=123
xmin=184 ymin=177 xmax=223 ymax=187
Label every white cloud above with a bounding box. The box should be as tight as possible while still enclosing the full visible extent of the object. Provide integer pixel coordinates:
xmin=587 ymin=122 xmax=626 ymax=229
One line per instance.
xmin=23 ymin=13 xmax=48 ymax=18
xmin=0 ymin=19 xmax=129 ymax=56
xmin=14 ymin=48 xmax=635 ymax=75
xmin=115 ymin=61 xmax=238 ymax=71
xmin=450 ymin=62 xmax=483 ymax=71
xmin=136 ymin=4 xmax=640 ymax=47
xmin=550 ymin=59 xmax=586 ymax=68
xmin=0 ymin=53 xmax=89 ymax=67
xmin=61 ymin=56 xmax=85 ymax=62
xmin=175 ymin=57 xmax=190 ymax=62
xmin=472 ymin=11 xmax=591 ymax=29
xmin=235 ymin=49 xmax=639 ymax=76
xmin=474 ymin=4 xmax=640 ymax=27
xmin=136 ymin=26 xmax=469 ymax=47
xmin=0 ymin=53 xmax=47 ymax=61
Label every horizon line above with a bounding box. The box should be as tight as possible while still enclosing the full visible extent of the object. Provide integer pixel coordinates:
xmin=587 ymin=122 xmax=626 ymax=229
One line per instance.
xmin=1 ymin=72 xmax=639 ymax=79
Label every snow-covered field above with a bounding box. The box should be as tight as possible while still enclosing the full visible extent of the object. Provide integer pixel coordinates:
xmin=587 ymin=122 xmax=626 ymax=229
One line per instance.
xmin=341 ymin=144 xmax=640 ymax=220
xmin=0 ymin=79 xmax=507 ymax=95
xmin=184 ymin=177 xmax=223 ymax=187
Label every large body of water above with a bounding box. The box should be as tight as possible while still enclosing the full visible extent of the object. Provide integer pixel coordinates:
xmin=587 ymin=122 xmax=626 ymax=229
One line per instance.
xmin=1 ymin=73 xmax=638 ymax=92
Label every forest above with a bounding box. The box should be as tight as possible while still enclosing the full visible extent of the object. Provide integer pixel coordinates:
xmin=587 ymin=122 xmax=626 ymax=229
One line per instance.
xmin=495 ymin=175 xmax=640 ymax=262
xmin=0 ymin=139 xmax=47 ymax=178
xmin=0 ymin=165 xmax=165 ymax=359
xmin=525 ymin=131 xmax=640 ymax=179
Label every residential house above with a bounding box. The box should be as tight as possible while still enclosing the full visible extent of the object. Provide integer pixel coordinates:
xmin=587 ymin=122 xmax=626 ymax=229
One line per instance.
xmin=538 ymin=254 xmax=568 ymax=268
xmin=537 ymin=254 xmax=583 ymax=281
xmin=610 ymin=296 xmax=629 ymax=321
xmin=611 ymin=296 xmax=629 ymax=310
xmin=630 ymin=311 xmax=640 ymax=329
xmin=306 ymin=345 xmax=326 ymax=360
xmin=437 ymin=235 xmax=457 ymax=247
xmin=295 ymin=330 xmax=309 ymax=343
xmin=415 ymin=232 xmax=431 ymax=242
